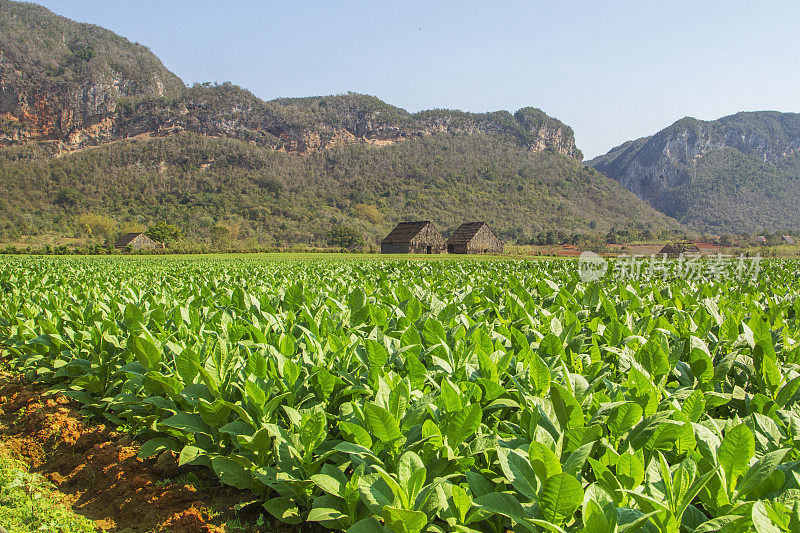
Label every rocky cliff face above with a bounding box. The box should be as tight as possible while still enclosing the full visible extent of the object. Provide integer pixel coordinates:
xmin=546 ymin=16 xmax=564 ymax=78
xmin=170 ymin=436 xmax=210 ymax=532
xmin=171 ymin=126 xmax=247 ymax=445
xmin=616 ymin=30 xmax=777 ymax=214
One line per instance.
xmin=0 ymin=70 xmax=174 ymax=146
xmin=589 ymin=111 xmax=800 ymax=230
xmin=2 ymin=79 xmax=583 ymax=159
xmin=590 ymin=113 xmax=800 ymax=207
xmin=0 ymin=0 xmax=184 ymax=147
xmin=110 ymin=85 xmax=583 ymax=159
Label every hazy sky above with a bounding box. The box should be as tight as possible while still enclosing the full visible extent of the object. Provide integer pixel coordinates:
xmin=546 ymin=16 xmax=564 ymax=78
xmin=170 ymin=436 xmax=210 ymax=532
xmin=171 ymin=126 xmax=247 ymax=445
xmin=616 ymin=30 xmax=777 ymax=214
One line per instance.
xmin=31 ymin=0 xmax=800 ymax=158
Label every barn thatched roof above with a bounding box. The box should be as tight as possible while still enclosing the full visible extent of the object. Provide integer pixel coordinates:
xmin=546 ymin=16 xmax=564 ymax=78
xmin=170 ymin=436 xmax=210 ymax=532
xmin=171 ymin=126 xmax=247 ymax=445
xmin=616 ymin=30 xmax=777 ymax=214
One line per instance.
xmin=381 ymin=221 xmax=432 ymax=244
xmin=114 ymin=232 xmax=160 ymax=249
xmin=114 ymin=232 xmax=145 ymax=247
xmin=658 ymin=242 xmax=700 ymax=255
xmin=447 ymin=222 xmax=489 ymax=245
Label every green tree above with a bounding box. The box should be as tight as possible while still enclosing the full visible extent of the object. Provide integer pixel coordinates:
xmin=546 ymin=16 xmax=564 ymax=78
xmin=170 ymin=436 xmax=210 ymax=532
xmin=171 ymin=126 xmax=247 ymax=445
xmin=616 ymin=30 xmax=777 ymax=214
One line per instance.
xmin=325 ymin=225 xmax=364 ymax=249
xmin=55 ymin=188 xmax=81 ymax=209
xmin=209 ymin=225 xmax=231 ymax=247
xmin=146 ymin=221 xmax=182 ymax=244
xmin=75 ymin=213 xmax=117 ymax=242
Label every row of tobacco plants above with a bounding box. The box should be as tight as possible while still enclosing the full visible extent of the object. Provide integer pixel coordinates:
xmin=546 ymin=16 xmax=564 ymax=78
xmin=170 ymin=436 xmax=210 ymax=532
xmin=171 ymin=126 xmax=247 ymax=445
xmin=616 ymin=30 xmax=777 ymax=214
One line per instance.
xmin=1 ymin=256 xmax=800 ymax=532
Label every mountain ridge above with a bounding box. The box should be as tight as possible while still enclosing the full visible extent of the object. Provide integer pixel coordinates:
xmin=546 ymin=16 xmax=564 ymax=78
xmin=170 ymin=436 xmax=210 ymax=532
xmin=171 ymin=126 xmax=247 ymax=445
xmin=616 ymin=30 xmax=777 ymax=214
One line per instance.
xmin=0 ymin=0 xmax=583 ymax=161
xmin=589 ymin=110 xmax=800 ymax=233
xmin=112 ymin=84 xmax=584 ymax=159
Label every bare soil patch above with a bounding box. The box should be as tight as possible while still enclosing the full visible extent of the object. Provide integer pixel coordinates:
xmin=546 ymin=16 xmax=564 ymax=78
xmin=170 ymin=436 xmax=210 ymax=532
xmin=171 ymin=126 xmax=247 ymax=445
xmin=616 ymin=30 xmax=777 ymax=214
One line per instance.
xmin=0 ymin=372 xmax=260 ymax=532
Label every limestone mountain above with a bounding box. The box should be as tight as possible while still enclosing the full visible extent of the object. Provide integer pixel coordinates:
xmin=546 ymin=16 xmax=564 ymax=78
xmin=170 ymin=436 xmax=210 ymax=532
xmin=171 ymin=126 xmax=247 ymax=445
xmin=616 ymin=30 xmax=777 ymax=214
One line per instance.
xmin=0 ymin=0 xmax=684 ymax=245
xmin=589 ymin=111 xmax=800 ymax=233
xmin=0 ymin=0 xmax=184 ymax=145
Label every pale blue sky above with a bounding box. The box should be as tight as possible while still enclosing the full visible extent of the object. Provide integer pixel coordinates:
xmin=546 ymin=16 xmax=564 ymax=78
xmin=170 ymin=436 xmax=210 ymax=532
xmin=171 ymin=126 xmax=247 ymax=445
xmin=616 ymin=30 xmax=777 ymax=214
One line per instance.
xmin=31 ymin=1 xmax=800 ymax=158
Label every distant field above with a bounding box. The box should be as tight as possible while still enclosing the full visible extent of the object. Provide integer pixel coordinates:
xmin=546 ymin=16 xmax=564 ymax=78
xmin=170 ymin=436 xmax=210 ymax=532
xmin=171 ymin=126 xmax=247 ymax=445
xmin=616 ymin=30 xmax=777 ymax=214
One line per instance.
xmin=0 ymin=251 xmax=536 ymax=261
xmin=143 ymin=252 xmax=520 ymax=261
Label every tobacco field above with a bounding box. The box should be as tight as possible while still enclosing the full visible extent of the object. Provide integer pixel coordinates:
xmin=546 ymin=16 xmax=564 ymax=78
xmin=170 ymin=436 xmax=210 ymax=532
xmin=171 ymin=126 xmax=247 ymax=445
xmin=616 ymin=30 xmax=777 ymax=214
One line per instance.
xmin=1 ymin=256 xmax=800 ymax=532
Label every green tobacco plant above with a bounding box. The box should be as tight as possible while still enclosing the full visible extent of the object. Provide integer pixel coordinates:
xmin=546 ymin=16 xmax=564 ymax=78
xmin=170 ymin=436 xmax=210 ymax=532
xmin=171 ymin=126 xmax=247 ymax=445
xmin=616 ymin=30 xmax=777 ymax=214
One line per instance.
xmin=1 ymin=256 xmax=800 ymax=532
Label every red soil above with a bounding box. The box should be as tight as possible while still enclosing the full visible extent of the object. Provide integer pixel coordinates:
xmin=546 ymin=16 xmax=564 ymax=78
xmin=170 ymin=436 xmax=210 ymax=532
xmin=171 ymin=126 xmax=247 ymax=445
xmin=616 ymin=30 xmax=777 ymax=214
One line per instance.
xmin=0 ymin=372 xmax=251 ymax=532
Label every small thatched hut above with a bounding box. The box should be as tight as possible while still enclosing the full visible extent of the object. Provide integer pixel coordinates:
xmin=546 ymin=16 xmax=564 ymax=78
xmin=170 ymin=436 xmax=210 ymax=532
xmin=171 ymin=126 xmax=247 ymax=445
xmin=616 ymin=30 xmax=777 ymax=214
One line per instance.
xmin=447 ymin=222 xmax=503 ymax=254
xmin=114 ymin=232 xmax=160 ymax=251
xmin=658 ymin=242 xmax=701 ymax=258
xmin=381 ymin=221 xmax=446 ymax=254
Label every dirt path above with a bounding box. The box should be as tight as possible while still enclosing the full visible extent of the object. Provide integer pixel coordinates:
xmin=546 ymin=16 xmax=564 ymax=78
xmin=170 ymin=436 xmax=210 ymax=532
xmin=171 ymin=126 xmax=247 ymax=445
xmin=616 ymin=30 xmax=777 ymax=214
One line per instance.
xmin=0 ymin=372 xmax=260 ymax=532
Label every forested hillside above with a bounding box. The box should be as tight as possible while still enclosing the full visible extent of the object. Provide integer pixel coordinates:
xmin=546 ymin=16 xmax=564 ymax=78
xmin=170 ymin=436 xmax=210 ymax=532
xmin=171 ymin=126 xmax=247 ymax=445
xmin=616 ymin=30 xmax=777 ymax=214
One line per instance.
xmin=0 ymin=132 xmax=682 ymax=246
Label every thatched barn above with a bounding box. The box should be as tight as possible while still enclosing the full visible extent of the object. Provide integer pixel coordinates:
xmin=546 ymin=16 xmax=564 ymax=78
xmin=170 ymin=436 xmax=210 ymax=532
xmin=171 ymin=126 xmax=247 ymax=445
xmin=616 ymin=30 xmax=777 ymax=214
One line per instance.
xmin=381 ymin=221 xmax=446 ymax=254
xmin=114 ymin=232 xmax=160 ymax=251
xmin=782 ymin=235 xmax=795 ymax=245
xmin=658 ymin=242 xmax=701 ymax=258
xmin=447 ymin=222 xmax=503 ymax=254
